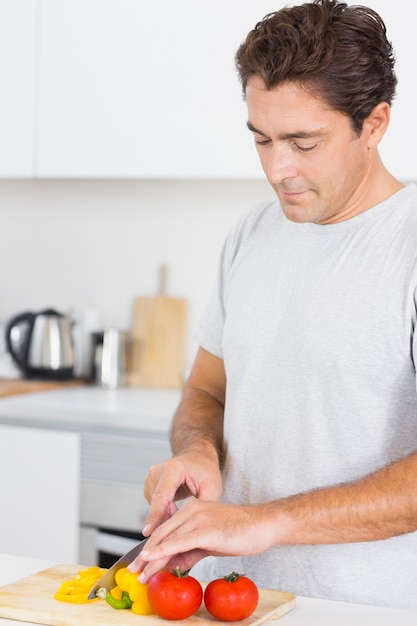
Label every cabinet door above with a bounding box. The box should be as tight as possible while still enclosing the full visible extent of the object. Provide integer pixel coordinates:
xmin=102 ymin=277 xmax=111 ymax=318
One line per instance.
xmin=0 ymin=1 xmax=36 ymax=176
xmin=36 ymin=0 xmax=281 ymax=178
xmin=0 ymin=425 xmax=80 ymax=562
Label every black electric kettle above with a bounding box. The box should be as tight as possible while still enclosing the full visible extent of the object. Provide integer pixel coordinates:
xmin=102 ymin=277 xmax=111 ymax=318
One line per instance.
xmin=5 ymin=308 xmax=75 ymax=380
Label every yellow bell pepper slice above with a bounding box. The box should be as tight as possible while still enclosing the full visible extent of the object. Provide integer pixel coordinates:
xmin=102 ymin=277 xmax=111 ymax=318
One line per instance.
xmin=54 ymin=592 xmax=99 ymax=604
xmin=54 ymin=565 xmax=106 ymax=604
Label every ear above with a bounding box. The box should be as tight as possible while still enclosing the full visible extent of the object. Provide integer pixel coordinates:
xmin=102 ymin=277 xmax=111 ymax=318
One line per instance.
xmin=363 ymin=102 xmax=390 ymax=147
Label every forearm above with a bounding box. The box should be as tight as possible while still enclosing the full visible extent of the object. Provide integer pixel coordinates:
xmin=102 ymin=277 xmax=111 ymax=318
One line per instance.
xmin=170 ymin=385 xmax=224 ymax=468
xmin=270 ymin=451 xmax=417 ymax=545
xmin=134 ymin=448 xmax=417 ymax=581
xmin=139 ymin=348 xmax=226 ymax=538
xmin=169 ymin=347 xmax=226 ymax=467
xmin=141 ymin=385 xmax=224 ymax=534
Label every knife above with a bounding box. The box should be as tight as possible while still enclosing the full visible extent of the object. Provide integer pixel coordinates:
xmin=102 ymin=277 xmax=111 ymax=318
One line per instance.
xmin=87 ymin=537 xmax=149 ymax=599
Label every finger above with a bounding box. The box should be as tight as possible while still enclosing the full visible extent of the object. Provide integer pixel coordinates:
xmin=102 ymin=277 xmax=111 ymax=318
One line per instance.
xmin=134 ymin=550 xmax=206 ymax=583
xmin=143 ymin=464 xmax=184 ymax=533
xmin=144 ymin=499 xmax=180 ymax=536
xmin=135 ymin=503 xmax=195 ymax=568
xmin=128 ymin=552 xmax=170 ymax=577
xmin=142 ymin=501 xmax=178 ymax=537
xmin=138 ymin=530 xmax=201 ymax=565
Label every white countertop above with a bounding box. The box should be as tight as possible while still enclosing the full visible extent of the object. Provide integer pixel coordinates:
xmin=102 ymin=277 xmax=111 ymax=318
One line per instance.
xmin=0 ymin=386 xmax=182 ymax=435
xmin=0 ymin=553 xmax=416 ymax=625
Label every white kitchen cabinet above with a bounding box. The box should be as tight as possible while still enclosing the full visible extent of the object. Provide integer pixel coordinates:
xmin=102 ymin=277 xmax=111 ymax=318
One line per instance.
xmin=35 ymin=0 xmax=282 ymax=179
xmin=0 ymin=1 xmax=36 ymax=176
xmin=1 ymin=1 xmax=415 ymax=180
xmin=0 ymin=425 xmax=80 ymax=562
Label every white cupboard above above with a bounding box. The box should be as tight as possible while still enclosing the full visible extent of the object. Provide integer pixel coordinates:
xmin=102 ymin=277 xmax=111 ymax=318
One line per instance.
xmin=0 ymin=1 xmax=36 ymax=177
xmin=36 ymin=0 xmax=279 ymax=179
xmin=0 ymin=1 xmax=415 ymax=180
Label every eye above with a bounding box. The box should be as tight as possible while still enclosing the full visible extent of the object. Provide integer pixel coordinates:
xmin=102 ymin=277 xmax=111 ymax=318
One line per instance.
xmin=252 ymin=132 xmax=271 ymax=146
xmin=295 ymin=142 xmax=318 ymax=152
xmin=255 ymin=138 xmax=271 ymax=146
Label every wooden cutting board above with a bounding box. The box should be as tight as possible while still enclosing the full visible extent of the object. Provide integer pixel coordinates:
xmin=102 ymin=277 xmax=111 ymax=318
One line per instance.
xmin=0 ymin=564 xmax=296 ymax=626
xmin=128 ymin=265 xmax=188 ymax=389
xmin=0 ymin=378 xmax=85 ymax=398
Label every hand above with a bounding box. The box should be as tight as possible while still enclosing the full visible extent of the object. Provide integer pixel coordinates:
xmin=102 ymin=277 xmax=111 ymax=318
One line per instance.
xmin=129 ymin=498 xmax=276 ymax=583
xmin=141 ymin=451 xmax=223 ymax=536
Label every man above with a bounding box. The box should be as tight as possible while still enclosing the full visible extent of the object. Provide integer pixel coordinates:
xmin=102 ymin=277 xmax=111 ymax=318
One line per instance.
xmin=129 ymin=0 xmax=417 ymax=610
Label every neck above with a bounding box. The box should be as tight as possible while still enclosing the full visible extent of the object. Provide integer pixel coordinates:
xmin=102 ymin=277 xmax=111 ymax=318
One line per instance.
xmin=364 ymin=152 xmax=404 ymax=207
xmin=347 ymin=152 xmax=404 ymax=222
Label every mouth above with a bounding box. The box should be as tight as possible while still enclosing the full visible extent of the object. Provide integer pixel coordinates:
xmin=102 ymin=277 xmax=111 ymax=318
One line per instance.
xmin=277 ymin=187 xmax=310 ymax=201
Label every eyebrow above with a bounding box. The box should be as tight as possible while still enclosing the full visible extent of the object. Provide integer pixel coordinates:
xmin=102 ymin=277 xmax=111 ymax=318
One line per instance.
xmin=246 ymin=121 xmax=323 ymax=141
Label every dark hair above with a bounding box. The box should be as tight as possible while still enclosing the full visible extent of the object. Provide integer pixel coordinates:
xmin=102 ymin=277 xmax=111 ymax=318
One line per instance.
xmin=235 ymin=0 xmax=397 ymax=133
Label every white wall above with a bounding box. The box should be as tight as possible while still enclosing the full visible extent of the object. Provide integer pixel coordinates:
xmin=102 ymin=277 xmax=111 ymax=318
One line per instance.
xmin=0 ymin=179 xmax=274 ymax=368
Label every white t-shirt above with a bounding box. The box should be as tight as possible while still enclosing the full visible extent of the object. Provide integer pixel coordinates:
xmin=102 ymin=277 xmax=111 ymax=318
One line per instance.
xmin=193 ymin=183 xmax=417 ymax=610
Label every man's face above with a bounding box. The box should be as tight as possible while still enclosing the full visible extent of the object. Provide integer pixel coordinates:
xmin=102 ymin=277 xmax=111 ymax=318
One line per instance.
xmin=245 ymin=77 xmax=375 ymax=225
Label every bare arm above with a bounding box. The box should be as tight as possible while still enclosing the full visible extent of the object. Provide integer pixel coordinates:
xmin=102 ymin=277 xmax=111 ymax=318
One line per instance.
xmin=133 ymin=351 xmax=417 ymax=580
xmin=141 ymin=347 xmax=226 ymax=535
xmin=272 ymin=449 xmax=417 ymax=544
xmin=133 ymin=448 xmax=417 ymax=581
xmin=170 ymin=347 xmax=225 ymax=466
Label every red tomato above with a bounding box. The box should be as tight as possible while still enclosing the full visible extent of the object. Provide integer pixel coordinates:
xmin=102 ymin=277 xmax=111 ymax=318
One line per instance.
xmin=147 ymin=568 xmax=203 ymax=620
xmin=204 ymin=572 xmax=259 ymax=622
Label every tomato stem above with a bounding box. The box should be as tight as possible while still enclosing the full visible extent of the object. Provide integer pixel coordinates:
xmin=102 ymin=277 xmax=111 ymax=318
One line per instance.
xmin=224 ymin=572 xmax=242 ymax=583
xmin=171 ymin=565 xmax=191 ymax=578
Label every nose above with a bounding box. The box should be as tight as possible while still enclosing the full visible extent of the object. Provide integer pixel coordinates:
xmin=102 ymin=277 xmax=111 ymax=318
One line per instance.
xmin=266 ymin=144 xmax=298 ymax=183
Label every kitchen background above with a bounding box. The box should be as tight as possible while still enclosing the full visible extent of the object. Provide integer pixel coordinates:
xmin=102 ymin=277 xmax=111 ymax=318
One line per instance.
xmin=1 ymin=0 xmax=416 ymax=374
xmin=0 ymin=0 xmax=416 ymax=569
xmin=0 ymin=178 xmax=274 ymax=370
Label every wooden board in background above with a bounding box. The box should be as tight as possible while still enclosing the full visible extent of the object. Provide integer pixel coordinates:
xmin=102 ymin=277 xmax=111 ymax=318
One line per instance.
xmin=127 ymin=266 xmax=188 ymax=389
xmin=0 ymin=564 xmax=296 ymax=626
xmin=0 ymin=378 xmax=85 ymax=398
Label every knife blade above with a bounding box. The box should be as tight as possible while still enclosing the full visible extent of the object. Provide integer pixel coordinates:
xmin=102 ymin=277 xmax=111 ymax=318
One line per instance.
xmin=87 ymin=537 xmax=148 ymax=599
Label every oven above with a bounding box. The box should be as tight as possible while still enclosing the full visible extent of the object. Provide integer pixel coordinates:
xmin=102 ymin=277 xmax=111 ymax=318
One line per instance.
xmin=78 ymin=429 xmax=171 ymax=566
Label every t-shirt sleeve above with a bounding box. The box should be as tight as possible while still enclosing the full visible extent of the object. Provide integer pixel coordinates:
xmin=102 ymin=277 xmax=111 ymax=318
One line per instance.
xmin=193 ymin=241 xmax=229 ymax=359
xmin=193 ymin=200 xmax=276 ymax=360
xmin=413 ymin=285 xmax=417 ymax=388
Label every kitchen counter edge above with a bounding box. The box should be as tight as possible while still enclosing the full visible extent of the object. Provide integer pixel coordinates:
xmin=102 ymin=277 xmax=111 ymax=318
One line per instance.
xmin=0 ymin=386 xmax=182 ymax=435
xmin=0 ymin=554 xmax=416 ymax=626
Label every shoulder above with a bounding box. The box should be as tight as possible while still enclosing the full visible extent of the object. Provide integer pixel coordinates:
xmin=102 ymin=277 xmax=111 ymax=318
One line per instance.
xmin=225 ymin=198 xmax=284 ymax=251
xmin=394 ymin=183 xmax=417 ymax=215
